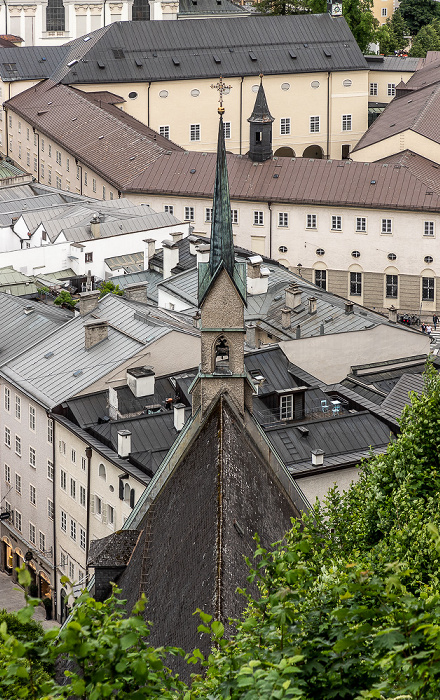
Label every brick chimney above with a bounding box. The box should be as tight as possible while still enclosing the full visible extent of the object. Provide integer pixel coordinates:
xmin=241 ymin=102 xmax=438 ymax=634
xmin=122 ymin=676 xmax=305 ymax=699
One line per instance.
xmin=162 ymin=240 xmax=179 ymax=279
xmin=124 ymin=282 xmax=148 ymax=304
xmin=170 ymin=231 xmax=184 ymax=244
xmin=85 ymin=319 xmax=108 ymax=349
xmin=285 ymin=283 xmax=302 ymax=310
xmin=308 ymin=296 xmax=317 ymax=315
xmin=345 ymin=301 xmax=354 ymax=314
xmin=281 ymin=307 xmax=291 ymax=329
xmin=143 ymin=238 xmax=156 ymax=270
xmin=79 ymin=290 xmax=100 ymax=316
xmin=90 ymin=213 xmax=101 ymax=239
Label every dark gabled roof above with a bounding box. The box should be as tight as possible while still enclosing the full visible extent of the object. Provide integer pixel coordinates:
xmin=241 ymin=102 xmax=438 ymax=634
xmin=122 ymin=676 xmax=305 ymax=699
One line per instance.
xmin=353 ymin=81 xmax=440 ymax=154
xmin=375 ymin=150 xmax=440 ymax=196
xmin=126 ymin=149 xmax=440 ymax=213
xmin=0 ymin=46 xmax=69 ymax=81
xmin=364 ymin=54 xmax=418 ymax=73
xmin=58 ymin=15 xmax=367 ymax=85
xmin=381 ymin=372 xmax=425 ymax=419
xmin=178 ymin=0 xmax=249 ymax=15
xmin=245 ymin=346 xmax=318 ymax=395
xmin=4 ymin=81 xmax=180 ymax=191
xmin=248 ymin=79 xmax=274 ymax=123
xmin=88 ymin=530 xmax=141 ymax=567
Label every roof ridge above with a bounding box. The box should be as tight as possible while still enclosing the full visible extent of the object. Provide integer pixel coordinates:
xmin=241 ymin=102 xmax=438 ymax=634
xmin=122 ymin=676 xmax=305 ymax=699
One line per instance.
xmin=413 ymin=82 xmax=440 ymax=130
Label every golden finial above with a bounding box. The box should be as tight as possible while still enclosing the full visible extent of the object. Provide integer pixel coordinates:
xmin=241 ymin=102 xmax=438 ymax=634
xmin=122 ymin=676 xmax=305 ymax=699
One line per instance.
xmin=211 ymin=76 xmax=232 ymax=115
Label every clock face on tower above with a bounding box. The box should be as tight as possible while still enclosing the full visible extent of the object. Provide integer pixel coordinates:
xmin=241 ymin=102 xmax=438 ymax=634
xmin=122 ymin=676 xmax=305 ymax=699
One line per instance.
xmin=332 ymin=3 xmax=343 ymax=15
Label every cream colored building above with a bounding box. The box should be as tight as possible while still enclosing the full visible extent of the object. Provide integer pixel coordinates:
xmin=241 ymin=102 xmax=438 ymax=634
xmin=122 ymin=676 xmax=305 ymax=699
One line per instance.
xmin=372 ymin=0 xmax=398 ymax=25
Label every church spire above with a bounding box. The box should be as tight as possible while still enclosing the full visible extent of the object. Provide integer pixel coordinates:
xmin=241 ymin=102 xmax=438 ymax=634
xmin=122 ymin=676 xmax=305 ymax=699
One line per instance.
xmin=209 ymin=113 xmax=234 ymax=278
xmin=248 ymin=75 xmax=274 ymax=163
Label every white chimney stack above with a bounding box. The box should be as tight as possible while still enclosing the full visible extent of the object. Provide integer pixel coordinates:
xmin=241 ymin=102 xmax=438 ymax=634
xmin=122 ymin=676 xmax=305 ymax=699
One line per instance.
xmin=388 ymin=305 xmax=397 ymax=323
xmin=173 ymin=403 xmax=186 ymax=431
xmin=188 ymin=235 xmax=200 ymax=256
xmin=285 ymin=283 xmax=302 ymax=310
xmin=143 ymin=238 xmax=156 ymax=271
xmin=247 ymin=255 xmax=270 ymax=295
xmin=117 ymin=430 xmax=131 ymax=458
xmin=162 ymin=240 xmax=179 ymax=279
xmin=311 ymin=449 xmax=324 ymax=466
xmin=126 ymin=366 xmax=155 ymax=397
xmin=196 ymin=243 xmax=210 ymax=266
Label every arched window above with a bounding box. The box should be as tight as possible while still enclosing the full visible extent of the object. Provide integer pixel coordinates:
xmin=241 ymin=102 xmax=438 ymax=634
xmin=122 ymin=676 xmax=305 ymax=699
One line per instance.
xmin=98 ymin=464 xmax=106 ymax=481
xmin=132 ymin=0 xmax=149 ymax=21
xmin=214 ymin=336 xmax=230 ymax=373
xmin=46 ymin=0 xmax=65 ymax=31
xmin=124 ymin=483 xmax=130 ymax=502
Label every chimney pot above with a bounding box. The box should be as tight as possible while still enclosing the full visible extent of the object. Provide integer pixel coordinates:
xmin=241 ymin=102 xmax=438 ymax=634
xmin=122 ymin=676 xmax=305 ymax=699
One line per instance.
xmin=143 ymin=238 xmax=156 ymax=270
xmin=170 ymin=231 xmax=184 ymax=244
xmin=311 ymin=449 xmax=324 ymax=466
xmin=308 ymin=296 xmax=317 ymax=315
xmin=188 ymin=235 xmax=200 ymax=256
xmin=90 ymin=213 xmax=101 ymax=239
xmin=124 ymin=282 xmax=148 ymax=305
xmin=117 ymin=430 xmax=131 ymax=458
xmin=388 ymin=305 xmax=397 ymax=323
xmin=193 ymin=311 xmax=201 ymax=328
xmin=296 ymin=324 xmax=301 ymax=339
xmin=126 ymin=366 xmax=155 ymax=397
xmin=84 ymin=319 xmax=108 ymax=349
xmin=173 ymin=403 xmax=186 ymax=431
xmin=162 ymin=240 xmax=179 ymax=279
xmin=345 ymin=301 xmax=354 ymax=314
xmin=281 ymin=307 xmax=291 ymax=330
xmin=196 ymin=243 xmax=210 ymax=266
xmin=79 ymin=289 xmax=100 ymax=316
xmin=246 ymin=322 xmax=257 ymax=348
xmin=285 ymin=283 xmax=302 ymax=310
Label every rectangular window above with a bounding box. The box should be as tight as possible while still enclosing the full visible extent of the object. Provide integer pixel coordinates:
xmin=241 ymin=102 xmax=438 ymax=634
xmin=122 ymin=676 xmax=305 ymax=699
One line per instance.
xmin=80 ymin=485 xmax=86 ymax=508
xmin=47 ymin=418 xmax=53 ymax=444
xmin=84 ymin=172 xmax=88 ymax=185
xmin=102 ymin=186 xmax=106 ymax=200
xmin=29 ymin=523 xmax=36 ymax=545
xmin=184 ymin=206 xmax=195 ymax=221
xmin=60 ymin=552 xmax=66 ymax=568
xmin=47 ymin=460 xmax=53 ymax=481
xmin=18 ymin=121 xmax=21 ymax=134
xmin=33 ymin=156 xmax=37 ymax=172
xmin=92 ymin=178 xmax=96 ymax=193
xmin=15 ymin=435 xmax=21 ymax=456
xmin=190 ymin=124 xmax=200 ymax=141
xmin=48 ymin=144 xmax=52 ymax=157
xmin=223 ymin=121 xmax=231 ymax=139
xmin=34 ymin=134 xmax=37 ymax=146
xmin=253 ymin=210 xmax=264 ymax=226
xmin=4 ymin=426 xmax=10 ymax=448
xmin=29 ymin=484 xmax=36 ymax=506
xmin=15 ymin=473 xmax=21 ymax=494
xmin=81 ymin=456 xmax=86 ymax=471
xmin=85 ymin=252 xmax=93 ymax=263
xmin=26 ymin=128 xmax=29 ymax=141
xmin=61 ymin=510 xmax=66 ymax=532
xmin=110 ymin=192 xmax=113 ymax=200
xmin=164 ymin=205 xmax=174 ymax=215
xmin=382 ymin=7 xmax=387 ymax=16
xmin=356 ymin=217 xmax=367 ymax=232
xmin=39 ymin=531 xmax=45 ymax=552
xmin=41 ymin=163 xmax=44 ymax=179
xmin=96 ymin=496 xmax=102 ymax=516
xmin=29 ymin=447 xmax=36 ymax=469
xmin=80 ymin=527 xmax=86 ymax=550
xmin=77 ymin=166 xmax=80 ymax=180
xmin=280 ymin=117 xmax=291 ymax=135
xmin=159 ymin=125 xmax=170 ymax=139
xmin=59 ymin=440 xmax=66 ymax=454
xmin=280 ymin=394 xmax=293 ymax=420
xmin=9 ymin=139 xmax=12 ymax=153
xmin=381 ymin=218 xmax=392 ymax=234
xmin=70 ymin=478 xmax=76 ymax=500
xmin=231 ymin=209 xmax=238 ymax=225
xmin=350 ymin=271 xmax=362 ymax=296
xmin=66 ymin=158 xmax=69 ymax=172
xmin=4 ymin=464 xmax=10 ymax=484
xmin=386 ymin=274 xmax=398 ymax=298
xmin=60 ymin=470 xmax=66 ymax=491
xmin=26 ymin=151 xmax=30 ymax=167
xmin=56 ymin=150 xmax=61 ymax=165
xmin=331 ymin=215 xmax=342 ymax=230
xmin=278 ymin=212 xmax=289 ymax=227
xmin=15 ymin=395 xmax=21 ymax=420
xmin=48 ymin=169 xmax=52 ymax=185
xmin=8 ymin=115 xmax=11 ymax=128
xmin=342 ymin=114 xmax=352 ymax=131
xmin=48 ymin=499 xmax=54 ymax=520
xmin=71 ymin=449 xmax=76 ymax=463
xmin=56 ymin=176 xmax=62 ymax=189
xmin=387 ymin=83 xmax=396 ymax=97
xmin=4 ymin=387 xmax=10 ymax=412
xmin=70 ymin=519 xmax=76 ymax=541
xmin=422 ymin=277 xmax=435 ymax=301
xmin=205 ymin=207 xmax=213 ymax=222
xmin=29 ymin=405 xmax=36 ymax=431
xmin=310 ymin=116 xmax=320 ymax=133
xmin=424 ymin=221 xmax=435 ymax=236
xmin=15 ymin=511 xmax=22 ymax=532
xmin=108 ymin=505 xmax=114 ymax=525
xmin=69 ymin=562 xmax=75 ymax=580
xmin=306 ymin=214 xmax=317 ymax=229
xmin=315 ymin=269 xmax=327 ymax=290
xmin=41 ymin=138 xmax=44 ymax=152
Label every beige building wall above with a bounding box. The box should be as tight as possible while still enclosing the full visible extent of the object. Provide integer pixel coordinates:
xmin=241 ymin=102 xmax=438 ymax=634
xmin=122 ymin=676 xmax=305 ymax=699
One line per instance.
xmin=352 ymin=130 xmax=440 ymax=164
xmin=296 ymin=465 xmax=361 ymax=504
xmin=368 ymin=69 xmax=414 ymax=104
xmin=76 ymin=69 xmax=370 ymax=160
xmin=280 ymin=323 xmax=430 ymax=384
xmin=372 ymin=0 xmax=396 ymax=25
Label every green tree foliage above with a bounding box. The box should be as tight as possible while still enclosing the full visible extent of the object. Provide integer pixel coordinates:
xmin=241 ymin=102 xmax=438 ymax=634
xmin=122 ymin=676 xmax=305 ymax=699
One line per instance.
xmin=254 ymin=0 xmax=325 ymax=16
xmin=53 ymin=290 xmax=78 ymax=309
xmin=98 ymin=280 xmax=124 ymax=298
xmin=378 ymin=10 xmax=409 ymax=54
xmin=410 ymin=18 xmax=440 ymax=57
xmin=399 ymin=0 xmax=440 ymax=35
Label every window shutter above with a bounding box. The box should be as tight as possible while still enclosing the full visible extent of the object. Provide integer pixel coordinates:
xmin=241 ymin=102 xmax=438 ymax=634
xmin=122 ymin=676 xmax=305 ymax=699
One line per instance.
xmin=119 ymin=479 xmax=124 ymax=500
xmin=102 ymin=504 xmax=107 ymax=525
xmin=90 ymin=495 xmax=95 ymax=514
xmin=130 ymin=488 xmax=135 ymax=509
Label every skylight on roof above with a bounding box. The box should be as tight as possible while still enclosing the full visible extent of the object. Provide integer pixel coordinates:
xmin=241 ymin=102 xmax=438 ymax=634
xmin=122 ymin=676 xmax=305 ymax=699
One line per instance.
xmin=73 ymin=370 xmax=83 ymax=377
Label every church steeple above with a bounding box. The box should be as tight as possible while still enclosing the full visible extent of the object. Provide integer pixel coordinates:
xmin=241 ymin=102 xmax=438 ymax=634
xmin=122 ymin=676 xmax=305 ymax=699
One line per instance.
xmin=248 ymin=75 xmax=274 ymax=163
xmin=209 ymin=114 xmax=235 ymax=279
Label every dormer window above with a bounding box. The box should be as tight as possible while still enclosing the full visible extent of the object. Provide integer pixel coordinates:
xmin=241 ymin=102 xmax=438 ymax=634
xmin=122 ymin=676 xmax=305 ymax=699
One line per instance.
xmin=280 ymin=394 xmax=293 ymax=420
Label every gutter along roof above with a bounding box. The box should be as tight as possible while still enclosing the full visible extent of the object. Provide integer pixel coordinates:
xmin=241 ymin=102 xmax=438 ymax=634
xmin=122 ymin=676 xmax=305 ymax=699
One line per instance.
xmin=4 ymin=81 xmax=181 ymax=191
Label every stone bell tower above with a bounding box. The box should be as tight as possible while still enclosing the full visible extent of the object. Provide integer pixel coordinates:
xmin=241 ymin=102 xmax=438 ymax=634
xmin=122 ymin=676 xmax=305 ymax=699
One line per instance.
xmin=191 ymin=90 xmax=253 ymax=417
xmin=248 ymin=75 xmax=274 ymax=162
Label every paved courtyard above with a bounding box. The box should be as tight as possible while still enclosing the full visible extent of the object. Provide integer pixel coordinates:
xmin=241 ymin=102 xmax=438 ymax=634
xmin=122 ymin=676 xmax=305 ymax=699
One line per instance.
xmin=0 ymin=570 xmax=59 ymax=631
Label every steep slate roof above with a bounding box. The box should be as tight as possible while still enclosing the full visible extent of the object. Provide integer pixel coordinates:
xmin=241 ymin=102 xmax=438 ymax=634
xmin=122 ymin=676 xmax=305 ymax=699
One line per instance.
xmin=403 ymin=54 xmax=440 ymax=92
xmin=57 ymin=15 xmax=367 ymax=85
xmin=375 ymin=150 xmax=440 ymax=196
xmin=0 ymin=46 xmax=69 ymax=81
xmin=4 ymin=81 xmax=180 ymax=191
xmin=353 ymin=81 xmax=440 ymax=153
xmin=381 ymin=372 xmax=425 ymax=419
xmin=126 ymin=150 xmax=440 ymax=212
xmin=178 ymin=0 xmax=249 ymax=15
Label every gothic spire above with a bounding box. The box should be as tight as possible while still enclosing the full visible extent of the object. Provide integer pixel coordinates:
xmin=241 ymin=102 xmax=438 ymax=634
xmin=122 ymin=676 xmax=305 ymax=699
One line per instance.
xmin=248 ymin=75 xmax=274 ymax=125
xmin=209 ymin=112 xmax=235 ymax=278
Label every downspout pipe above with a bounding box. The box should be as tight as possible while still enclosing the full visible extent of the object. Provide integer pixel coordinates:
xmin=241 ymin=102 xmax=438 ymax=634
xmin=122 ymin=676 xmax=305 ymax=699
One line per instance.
xmin=268 ymin=201 xmax=272 ymax=259
xmin=239 ymin=76 xmax=244 ymax=155
xmin=326 ymin=70 xmax=330 ymax=159
xmin=85 ymin=446 xmax=92 ymax=580
xmin=51 ymin=415 xmax=57 ymax=621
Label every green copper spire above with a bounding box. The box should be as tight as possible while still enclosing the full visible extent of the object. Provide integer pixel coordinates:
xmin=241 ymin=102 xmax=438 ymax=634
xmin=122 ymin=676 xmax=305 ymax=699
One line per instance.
xmin=209 ymin=114 xmax=235 ymax=278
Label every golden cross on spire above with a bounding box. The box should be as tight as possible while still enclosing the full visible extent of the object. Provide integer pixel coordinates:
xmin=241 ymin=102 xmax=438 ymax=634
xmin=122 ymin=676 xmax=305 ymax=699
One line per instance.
xmin=211 ymin=76 xmax=232 ymax=115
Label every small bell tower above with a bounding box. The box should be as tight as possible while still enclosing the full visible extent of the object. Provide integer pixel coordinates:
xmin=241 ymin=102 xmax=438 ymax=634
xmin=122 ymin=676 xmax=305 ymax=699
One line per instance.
xmin=248 ymin=75 xmax=274 ymax=163
xmin=191 ymin=79 xmax=253 ymax=417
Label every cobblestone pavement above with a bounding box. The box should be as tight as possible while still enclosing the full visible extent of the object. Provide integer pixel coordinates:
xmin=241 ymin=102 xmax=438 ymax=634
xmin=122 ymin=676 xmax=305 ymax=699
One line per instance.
xmin=0 ymin=570 xmax=59 ymax=630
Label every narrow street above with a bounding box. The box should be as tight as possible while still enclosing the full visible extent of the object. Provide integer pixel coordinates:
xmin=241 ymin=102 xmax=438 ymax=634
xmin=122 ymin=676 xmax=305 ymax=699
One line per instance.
xmin=0 ymin=570 xmax=59 ymax=631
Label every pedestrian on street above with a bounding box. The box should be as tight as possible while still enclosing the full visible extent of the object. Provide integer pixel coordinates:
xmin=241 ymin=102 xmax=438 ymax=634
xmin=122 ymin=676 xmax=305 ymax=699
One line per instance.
xmin=421 ymin=323 xmax=426 ymax=333
xmin=427 ymin=324 xmax=432 ymax=336
xmin=433 ymin=315 xmax=438 ymax=331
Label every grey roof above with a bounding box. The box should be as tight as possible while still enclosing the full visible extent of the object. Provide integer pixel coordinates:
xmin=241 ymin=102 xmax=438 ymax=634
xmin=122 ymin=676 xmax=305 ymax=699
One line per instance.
xmin=0 ymin=292 xmax=72 ymax=365
xmin=88 ymin=530 xmax=141 ymax=567
xmin=0 ymin=46 xmax=69 ymax=81
xmin=105 ymin=252 xmax=144 ymax=273
xmin=266 ymin=411 xmax=391 ymax=468
xmin=54 ymin=210 xmax=180 ymax=244
xmin=0 ymin=294 xmax=197 ymax=407
xmin=364 ymin=54 xmax=418 ymax=73
xmin=178 ymin=0 xmax=249 ymax=15
xmin=380 ymin=372 xmax=425 ymax=419
xmin=109 ymin=269 xmax=163 ymax=303
xmin=58 ymin=15 xmax=367 ymax=86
